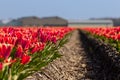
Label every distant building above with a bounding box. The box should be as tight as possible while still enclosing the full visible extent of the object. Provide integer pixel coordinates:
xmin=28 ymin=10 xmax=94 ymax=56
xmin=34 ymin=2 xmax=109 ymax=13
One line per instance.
xmin=6 ymin=16 xmax=68 ymax=27
xmin=17 ymin=16 xmax=42 ymax=26
xmin=68 ymin=20 xmax=113 ymax=27
xmin=40 ymin=16 xmax=68 ymax=26
xmin=0 ymin=17 xmax=114 ymax=27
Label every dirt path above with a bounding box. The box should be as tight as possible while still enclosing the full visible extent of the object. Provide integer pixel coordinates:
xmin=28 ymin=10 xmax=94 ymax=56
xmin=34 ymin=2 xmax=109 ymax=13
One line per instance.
xmin=25 ymin=30 xmax=100 ymax=80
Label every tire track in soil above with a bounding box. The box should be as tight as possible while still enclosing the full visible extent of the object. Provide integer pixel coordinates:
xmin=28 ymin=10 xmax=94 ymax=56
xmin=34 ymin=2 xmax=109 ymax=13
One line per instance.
xmin=25 ymin=30 xmax=101 ymax=80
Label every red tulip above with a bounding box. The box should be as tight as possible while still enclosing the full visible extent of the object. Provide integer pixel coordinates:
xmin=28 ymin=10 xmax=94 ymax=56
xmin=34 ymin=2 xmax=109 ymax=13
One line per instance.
xmin=0 ymin=44 xmax=13 ymax=59
xmin=21 ymin=54 xmax=30 ymax=64
xmin=0 ymin=62 xmax=3 ymax=71
xmin=15 ymin=45 xmax=23 ymax=58
xmin=51 ymin=36 xmax=57 ymax=43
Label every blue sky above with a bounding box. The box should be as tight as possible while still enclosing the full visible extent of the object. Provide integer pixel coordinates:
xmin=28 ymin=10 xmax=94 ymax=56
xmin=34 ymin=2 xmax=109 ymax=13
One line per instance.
xmin=0 ymin=0 xmax=120 ymax=19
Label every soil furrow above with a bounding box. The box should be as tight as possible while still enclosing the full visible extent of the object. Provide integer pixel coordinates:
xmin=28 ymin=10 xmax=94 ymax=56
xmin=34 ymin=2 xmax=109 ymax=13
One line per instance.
xmin=25 ymin=30 xmax=101 ymax=80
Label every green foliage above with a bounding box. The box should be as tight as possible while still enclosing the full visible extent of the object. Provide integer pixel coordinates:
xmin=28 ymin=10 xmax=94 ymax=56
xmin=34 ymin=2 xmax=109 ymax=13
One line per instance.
xmin=0 ymin=32 xmax=72 ymax=80
xmin=86 ymin=31 xmax=120 ymax=53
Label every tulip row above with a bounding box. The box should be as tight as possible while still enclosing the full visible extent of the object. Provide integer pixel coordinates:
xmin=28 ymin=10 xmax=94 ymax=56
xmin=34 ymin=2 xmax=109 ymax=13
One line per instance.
xmin=0 ymin=27 xmax=74 ymax=80
xmin=81 ymin=27 xmax=120 ymax=52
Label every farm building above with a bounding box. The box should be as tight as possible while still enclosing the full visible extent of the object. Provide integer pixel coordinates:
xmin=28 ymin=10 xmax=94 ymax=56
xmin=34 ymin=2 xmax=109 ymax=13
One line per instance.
xmin=40 ymin=16 xmax=68 ymax=26
xmin=5 ymin=16 xmax=68 ymax=27
xmin=17 ymin=16 xmax=42 ymax=26
xmin=68 ymin=20 xmax=113 ymax=27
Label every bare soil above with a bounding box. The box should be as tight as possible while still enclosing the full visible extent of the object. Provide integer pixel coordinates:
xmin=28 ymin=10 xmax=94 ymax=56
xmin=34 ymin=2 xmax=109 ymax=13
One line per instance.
xmin=25 ymin=30 xmax=109 ymax=80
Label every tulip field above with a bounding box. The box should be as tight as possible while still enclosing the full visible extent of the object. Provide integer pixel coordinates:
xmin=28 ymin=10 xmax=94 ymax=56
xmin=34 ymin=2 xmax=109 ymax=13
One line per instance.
xmin=0 ymin=27 xmax=74 ymax=80
xmin=81 ymin=27 xmax=120 ymax=52
xmin=80 ymin=27 xmax=120 ymax=80
xmin=0 ymin=26 xmax=120 ymax=80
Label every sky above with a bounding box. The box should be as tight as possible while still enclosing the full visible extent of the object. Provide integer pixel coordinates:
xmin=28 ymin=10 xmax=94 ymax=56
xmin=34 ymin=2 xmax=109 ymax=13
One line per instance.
xmin=0 ymin=0 xmax=120 ymax=20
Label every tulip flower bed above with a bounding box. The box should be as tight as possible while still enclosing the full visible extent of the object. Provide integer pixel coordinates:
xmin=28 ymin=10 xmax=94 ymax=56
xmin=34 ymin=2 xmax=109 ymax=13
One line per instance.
xmin=0 ymin=27 xmax=74 ymax=80
xmin=80 ymin=27 xmax=120 ymax=79
xmin=81 ymin=27 xmax=120 ymax=52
